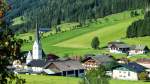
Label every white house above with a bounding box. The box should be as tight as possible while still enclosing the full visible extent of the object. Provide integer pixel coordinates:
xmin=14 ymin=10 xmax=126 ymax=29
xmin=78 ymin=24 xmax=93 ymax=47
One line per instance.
xmin=128 ymin=45 xmax=149 ymax=55
xmin=112 ymin=62 xmax=146 ymax=80
xmin=108 ymin=41 xmax=130 ymax=54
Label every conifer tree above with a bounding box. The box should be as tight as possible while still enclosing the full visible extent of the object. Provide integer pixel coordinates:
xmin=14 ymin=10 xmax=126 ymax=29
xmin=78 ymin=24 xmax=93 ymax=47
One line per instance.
xmin=91 ymin=36 xmax=100 ymax=49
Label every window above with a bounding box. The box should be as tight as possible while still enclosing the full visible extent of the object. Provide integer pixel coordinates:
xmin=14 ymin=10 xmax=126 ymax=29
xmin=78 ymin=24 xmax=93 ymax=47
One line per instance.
xmin=128 ymin=72 xmax=130 ymax=76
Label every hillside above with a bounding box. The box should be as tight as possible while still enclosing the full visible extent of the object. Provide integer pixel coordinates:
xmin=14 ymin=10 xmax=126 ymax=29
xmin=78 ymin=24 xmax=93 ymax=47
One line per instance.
xmin=21 ymin=10 xmax=149 ymax=58
xmin=7 ymin=0 xmax=147 ymax=32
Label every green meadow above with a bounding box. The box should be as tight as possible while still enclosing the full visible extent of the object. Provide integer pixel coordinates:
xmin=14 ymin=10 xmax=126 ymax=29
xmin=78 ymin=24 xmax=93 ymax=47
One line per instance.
xmin=17 ymin=75 xmax=150 ymax=84
xmin=20 ymin=10 xmax=149 ymax=58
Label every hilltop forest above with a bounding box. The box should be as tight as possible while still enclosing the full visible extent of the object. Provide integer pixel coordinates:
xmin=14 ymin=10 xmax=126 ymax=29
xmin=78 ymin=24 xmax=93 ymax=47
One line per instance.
xmin=7 ymin=0 xmax=148 ymax=32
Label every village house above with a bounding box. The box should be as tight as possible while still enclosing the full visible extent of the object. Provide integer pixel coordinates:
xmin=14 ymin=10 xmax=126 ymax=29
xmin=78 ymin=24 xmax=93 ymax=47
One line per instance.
xmin=82 ymin=54 xmax=115 ymax=70
xmin=136 ymin=58 xmax=150 ymax=78
xmin=128 ymin=45 xmax=149 ymax=55
xmin=112 ymin=62 xmax=146 ymax=80
xmin=108 ymin=41 xmax=130 ymax=54
xmin=44 ymin=60 xmax=85 ymax=77
xmin=136 ymin=58 xmax=150 ymax=69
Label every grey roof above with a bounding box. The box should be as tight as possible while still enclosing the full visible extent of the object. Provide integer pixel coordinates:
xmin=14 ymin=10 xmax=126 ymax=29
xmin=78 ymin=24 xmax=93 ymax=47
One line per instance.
xmin=130 ymin=45 xmax=147 ymax=50
xmin=27 ymin=60 xmax=47 ymax=67
xmin=113 ymin=44 xmax=130 ymax=48
xmin=45 ymin=60 xmax=85 ymax=72
xmin=93 ymin=55 xmax=114 ymax=63
xmin=108 ymin=41 xmax=124 ymax=45
xmin=83 ymin=54 xmax=115 ymax=65
xmin=122 ymin=62 xmax=146 ymax=73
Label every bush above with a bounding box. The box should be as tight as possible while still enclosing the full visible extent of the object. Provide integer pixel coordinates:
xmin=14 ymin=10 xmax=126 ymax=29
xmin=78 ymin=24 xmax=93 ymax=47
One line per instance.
xmin=138 ymin=72 xmax=148 ymax=80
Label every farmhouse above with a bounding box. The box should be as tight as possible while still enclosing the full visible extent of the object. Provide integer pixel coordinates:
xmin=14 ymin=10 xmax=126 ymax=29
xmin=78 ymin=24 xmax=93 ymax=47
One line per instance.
xmin=108 ymin=42 xmax=130 ymax=53
xmin=128 ymin=45 xmax=149 ymax=55
xmin=82 ymin=54 xmax=115 ymax=70
xmin=44 ymin=60 xmax=85 ymax=77
xmin=136 ymin=58 xmax=150 ymax=69
xmin=112 ymin=62 xmax=146 ymax=80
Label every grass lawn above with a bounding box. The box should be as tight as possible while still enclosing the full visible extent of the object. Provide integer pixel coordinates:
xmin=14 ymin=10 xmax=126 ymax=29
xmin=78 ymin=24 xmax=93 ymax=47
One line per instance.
xmin=17 ymin=75 xmax=80 ymax=84
xmin=110 ymin=79 xmax=150 ymax=84
xmin=17 ymin=75 xmax=150 ymax=84
xmin=123 ymin=36 xmax=150 ymax=48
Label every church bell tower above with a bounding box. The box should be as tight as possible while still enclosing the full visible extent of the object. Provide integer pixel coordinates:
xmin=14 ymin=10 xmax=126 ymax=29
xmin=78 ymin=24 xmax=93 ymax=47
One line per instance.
xmin=32 ymin=24 xmax=42 ymax=60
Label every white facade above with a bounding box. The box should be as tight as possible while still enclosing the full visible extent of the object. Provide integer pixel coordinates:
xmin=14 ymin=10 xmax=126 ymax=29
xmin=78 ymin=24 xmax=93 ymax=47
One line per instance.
xmin=128 ymin=50 xmax=144 ymax=55
xmin=32 ymin=41 xmax=42 ymax=60
xmin=32 ymin=67 xmax=43 ymax=72
xmin=109 ymin=48 xmax=123 ymax=53
xmin=113 ymin=70 xmax=138 ymax=80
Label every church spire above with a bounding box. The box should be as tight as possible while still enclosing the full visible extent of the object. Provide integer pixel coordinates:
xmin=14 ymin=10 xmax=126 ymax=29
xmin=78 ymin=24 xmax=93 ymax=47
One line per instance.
xmin=35 ymin=23 xmax=40 ymax=43
xmin=32 ymin=23 xmax=42 ymax=60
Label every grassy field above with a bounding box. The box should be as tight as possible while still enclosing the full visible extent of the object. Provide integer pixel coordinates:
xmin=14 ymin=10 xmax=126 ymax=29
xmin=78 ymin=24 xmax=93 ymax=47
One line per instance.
xmin=54 ymin=16 xmax=141 ymax=48
xmin=20 ymin=10 xmax=150 ymax=58
xmin=17 ymin=75 xmax=80 ymax=84
xmin=18 ymin=75 xmax=150 ymax=84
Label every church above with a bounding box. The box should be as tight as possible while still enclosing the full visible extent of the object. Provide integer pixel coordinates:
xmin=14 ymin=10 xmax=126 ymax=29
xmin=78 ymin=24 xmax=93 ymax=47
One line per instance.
xmin=25 ymin=24 xmax=46 ymax=73
xmin=24 ymin=24 xmax=85 ymax=76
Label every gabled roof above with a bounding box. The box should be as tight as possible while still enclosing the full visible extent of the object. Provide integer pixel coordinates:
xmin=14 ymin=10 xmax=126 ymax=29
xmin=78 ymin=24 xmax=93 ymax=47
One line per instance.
xmin=113 ymin=44 xmax=130 ymax=48
xmin=115 ymin=62 xmax=146 ymax=73
xmin=130 ymin=45 xmax=147 ymax=50
xmin=45 ymin=60 xmax=85 ymax=72
xmin=27 ymin=60 xmax=47 ymax=67
xmin=82 ymin=54 xmax=115 ymax=64
xmin=136 ymin=58 xmax=150 ymax=64
xmin=108 ymin=41 xmax=125 ymax=45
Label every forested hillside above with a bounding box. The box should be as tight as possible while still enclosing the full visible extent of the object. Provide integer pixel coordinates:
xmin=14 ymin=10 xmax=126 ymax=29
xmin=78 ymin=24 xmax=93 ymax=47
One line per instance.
xmin=126 ymin=0 xmax=150 ymax=38
xmin=7 ymin=0 xmax=147 ymax=32
xmin=126 ymin=11 xmax=150 ymax=38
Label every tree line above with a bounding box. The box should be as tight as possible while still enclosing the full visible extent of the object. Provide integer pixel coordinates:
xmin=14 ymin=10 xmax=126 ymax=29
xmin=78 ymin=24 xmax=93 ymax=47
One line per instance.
xmin=126 ymin=11 xmax=150 ymax=38
xmin=7 ymin=0 xmax=148 ymax=33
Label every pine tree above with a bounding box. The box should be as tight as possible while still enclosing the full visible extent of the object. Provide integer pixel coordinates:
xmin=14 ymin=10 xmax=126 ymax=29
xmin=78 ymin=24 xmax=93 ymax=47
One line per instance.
xmin=91 ymin=36 xmax=100 ymax=49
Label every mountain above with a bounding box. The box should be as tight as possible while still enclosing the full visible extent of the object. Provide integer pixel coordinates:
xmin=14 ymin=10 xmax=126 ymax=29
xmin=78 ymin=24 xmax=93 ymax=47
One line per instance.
xmin=7 ymin=0 xmax=147 ymax=32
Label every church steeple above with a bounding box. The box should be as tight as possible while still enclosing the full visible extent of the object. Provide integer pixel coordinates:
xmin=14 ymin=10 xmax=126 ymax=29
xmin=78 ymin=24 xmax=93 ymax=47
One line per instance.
xmin=35 ymin=23 xmax=40 ymax=43
xmin=32 ymin=23 xmax=42 ymax=60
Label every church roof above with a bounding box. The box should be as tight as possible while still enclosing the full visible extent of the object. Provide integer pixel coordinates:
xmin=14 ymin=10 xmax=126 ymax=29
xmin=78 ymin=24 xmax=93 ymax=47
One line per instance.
xmin=27 ymin=60 xmax=46 ymax=67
